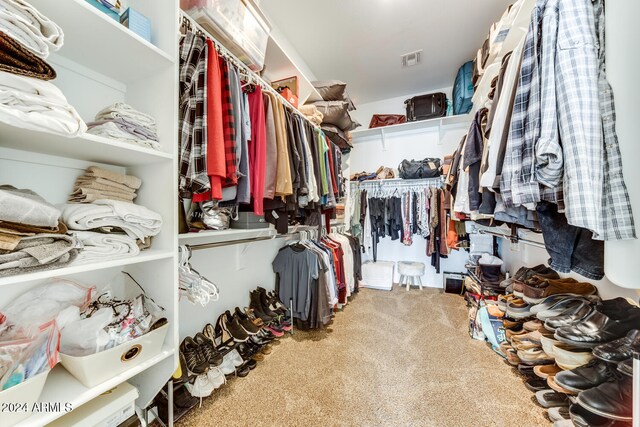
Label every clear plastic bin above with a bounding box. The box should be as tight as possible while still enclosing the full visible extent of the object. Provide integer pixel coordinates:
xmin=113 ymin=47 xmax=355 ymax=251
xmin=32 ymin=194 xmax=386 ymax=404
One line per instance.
xmin=181 ymin=0 xmax=271 ymax=71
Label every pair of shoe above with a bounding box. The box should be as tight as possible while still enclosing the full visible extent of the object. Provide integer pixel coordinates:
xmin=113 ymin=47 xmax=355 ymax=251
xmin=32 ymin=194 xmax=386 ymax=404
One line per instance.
xmin=512 ymin=265 xmax=560 ymax=297
xmin=179 ymin=332 xmax=224 ymax=376
xmin=249 ymin=287 xmax=291 ymax=336
xmin=549 ymin=358 xmax=634 ymax=422
xmin=523 ymin=276 xmax=597 ymax=304
xmin=554 ymin=298 xmax=640 ymax=348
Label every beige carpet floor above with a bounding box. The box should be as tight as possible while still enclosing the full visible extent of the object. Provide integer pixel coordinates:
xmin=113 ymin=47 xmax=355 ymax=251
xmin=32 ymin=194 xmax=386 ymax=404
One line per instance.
xmin=176 ymin=287 xmax=549 ymax=427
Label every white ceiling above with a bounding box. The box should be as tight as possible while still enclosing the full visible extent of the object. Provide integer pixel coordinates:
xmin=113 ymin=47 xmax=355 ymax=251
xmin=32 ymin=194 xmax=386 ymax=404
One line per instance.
xmin=260 ymin=0 xmax=513 ymax=105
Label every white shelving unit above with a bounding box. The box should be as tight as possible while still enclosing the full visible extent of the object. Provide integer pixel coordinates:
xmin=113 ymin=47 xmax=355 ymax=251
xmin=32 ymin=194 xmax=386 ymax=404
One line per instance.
xmin=0 ymin=0 xmax=179 ymax=425
xmin=350 ymin=114 xmax=472 ymax=141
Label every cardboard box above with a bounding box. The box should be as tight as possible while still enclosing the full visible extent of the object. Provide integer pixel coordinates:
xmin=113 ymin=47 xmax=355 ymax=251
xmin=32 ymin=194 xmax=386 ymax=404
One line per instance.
xmin=120 ymin=7 xmax=151 ymax=43
xmin=271 ymin=76 xmax=299 ymax=108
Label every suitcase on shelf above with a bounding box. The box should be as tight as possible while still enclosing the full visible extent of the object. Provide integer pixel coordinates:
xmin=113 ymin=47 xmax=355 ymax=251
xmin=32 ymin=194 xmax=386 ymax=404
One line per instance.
xmin=404 ymin=93 xmax=447 ymax=122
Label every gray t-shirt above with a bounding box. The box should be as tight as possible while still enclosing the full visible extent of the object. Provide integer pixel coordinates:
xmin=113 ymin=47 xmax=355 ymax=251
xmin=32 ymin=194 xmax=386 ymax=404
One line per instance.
xmin=272 ymin=246 xmax=319 ymax=321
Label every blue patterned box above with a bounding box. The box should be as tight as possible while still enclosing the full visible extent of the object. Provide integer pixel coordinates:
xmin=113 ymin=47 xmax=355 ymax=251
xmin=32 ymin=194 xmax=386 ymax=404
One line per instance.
xmin=120 ymin=7 xmax=151 ymax=43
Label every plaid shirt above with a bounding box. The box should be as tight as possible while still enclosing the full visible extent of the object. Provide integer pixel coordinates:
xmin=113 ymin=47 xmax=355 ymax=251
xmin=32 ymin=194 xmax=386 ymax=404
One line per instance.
xmin=593 ymin=0 xmax=635 ymax=240
xmin=500 ymin=0 xmax=563 ymax=209
xmin=219 ymin=58 xmax=237 ymax=186
xmin=178 ymin=33 xmax=210 ymax=196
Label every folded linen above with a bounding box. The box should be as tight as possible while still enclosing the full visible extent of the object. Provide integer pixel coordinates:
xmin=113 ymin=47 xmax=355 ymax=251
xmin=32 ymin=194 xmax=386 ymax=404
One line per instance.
xmin=83 ymin=166 xmax=141 ymax=190
xmin=299 ymin=104 xmax=324 ymax=126
xmin=0 ymin=0 xmax=64 ymax=59
xmin=0 ymin=30 xmax=55 ymax=79
xmin=86 ymin=120 xmax=160 ymax=150
xmin=0 ymin=70 xmax=86 ymax=136
xmin=61 ymin=200 xmax=162 ymax=240
xmin=72 ymin=231 xmax=140 ymax=262
xmin=94 ymin=102 xmax=157 ymax=133
xmin=0 ymin=233 xmax=79 ymax=277
xmin=0 ymin=219 xmax=67 ymax=250
xmin=69 ymin=187 xmax=136 ymax=204
xmin=74 ymin=176 xmax=139 ymax=194
xmin=0 ymin=185 xmax=60 ymax=227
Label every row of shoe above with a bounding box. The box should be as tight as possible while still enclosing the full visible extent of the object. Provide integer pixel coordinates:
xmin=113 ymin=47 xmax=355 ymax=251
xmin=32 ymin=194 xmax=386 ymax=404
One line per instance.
xmin=174 ymin=287 xmax=290 ymax=399
xmin=495 ymin=265 xmax=638 ymax=425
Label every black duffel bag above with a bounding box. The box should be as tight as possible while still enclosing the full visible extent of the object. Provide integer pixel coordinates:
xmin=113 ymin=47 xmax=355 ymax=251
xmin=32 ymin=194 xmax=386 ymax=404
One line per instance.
xmin=398 ymin=158 xmax=442 ymax=179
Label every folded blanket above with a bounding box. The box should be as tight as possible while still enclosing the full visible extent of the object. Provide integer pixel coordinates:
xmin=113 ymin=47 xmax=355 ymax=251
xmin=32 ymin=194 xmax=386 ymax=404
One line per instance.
xmin=0 ymin=0 xmax=64 ymax=59
xmin=69 ymin=187 xmax=136 ymax=203
xmin=0 ymin=30 xmax=55 ymax=80
xmin=84 ymin=166 xmax=141 ymax=190
xmin=88 ymin=117 xmax=158 ymax=141
xmin=0 ymin=71 xmax=86 ymax=136
xmin=74 ymin=176 xmax=139 ymax=194
xmin=94 ymin=102 xmax=157 ymax=133
xmin=72 ymin=231 xmax=140 ymax=262
xmin=0 ymin=185 xmax=60 ymax=227
xmin=72 ymin=180 xmax=136 ymax=196
xmin=61 ymin=200 xmax=162 ymax=240
xmin=0 ymin=233 xmax=79 ymax=277
xmin=86 ymin=120 xmax=160 ymax=151
xmin=0 ymin=219 xmax=67 ymax=250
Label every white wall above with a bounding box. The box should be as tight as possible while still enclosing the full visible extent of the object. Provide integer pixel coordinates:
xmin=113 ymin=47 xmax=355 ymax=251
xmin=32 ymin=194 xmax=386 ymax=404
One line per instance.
xmin=351 ymin=86 xmax=452 ymax=129
xmin=347 ymin=120 xmax=470 ymax=287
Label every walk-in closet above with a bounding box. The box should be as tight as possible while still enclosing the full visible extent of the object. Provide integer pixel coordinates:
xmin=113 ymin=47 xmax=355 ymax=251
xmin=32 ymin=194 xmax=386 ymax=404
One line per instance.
xmin=0 ymin=0 xmax=638 ymax=426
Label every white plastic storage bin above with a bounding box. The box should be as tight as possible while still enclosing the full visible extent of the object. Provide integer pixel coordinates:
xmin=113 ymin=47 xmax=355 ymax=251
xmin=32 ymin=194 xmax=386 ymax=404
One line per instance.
xmin=0 ymin=370 xmax=50 ymax=427
xmin=47 ymin=382 xmax=138 ymax=427
xmin=59 ymin=324 xmax=168 ymax=388
xmin=181 ymin=0 xmax=271 ymax=71
xmin=361 ymin=261 xmax=396 ymax=291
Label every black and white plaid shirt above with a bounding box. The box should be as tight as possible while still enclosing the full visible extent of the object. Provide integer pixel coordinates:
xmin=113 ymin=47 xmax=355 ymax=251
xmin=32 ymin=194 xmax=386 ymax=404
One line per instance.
xmin=179 ymin=32 xmax=210 ymax=196
xmin=502 ymin=0 xmax=635 ymax=240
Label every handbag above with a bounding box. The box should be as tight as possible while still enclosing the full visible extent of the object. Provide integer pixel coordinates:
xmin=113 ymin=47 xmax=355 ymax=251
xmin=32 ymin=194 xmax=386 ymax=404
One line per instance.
xmin=368 ymin=114 xmax=406 ymax=129
xmin=201 ymin=201 xmax=233 ymax=230
xmin=398 ymin=158 xmax=442 ymax=179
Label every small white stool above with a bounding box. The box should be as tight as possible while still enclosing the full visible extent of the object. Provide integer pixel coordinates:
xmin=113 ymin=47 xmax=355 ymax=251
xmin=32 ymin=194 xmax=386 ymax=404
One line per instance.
xmin=398 ymin=261 xmax=426 ymax=291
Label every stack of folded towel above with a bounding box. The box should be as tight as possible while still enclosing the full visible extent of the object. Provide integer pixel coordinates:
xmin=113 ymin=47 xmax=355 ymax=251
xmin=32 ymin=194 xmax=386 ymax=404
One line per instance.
xmin=62 ymin=199 xmax=162 ymax=262
xmin=0 ymin=185 xmax=80 ymax=276
xmin=87 ymin=102 xmax=160 ymax=150
xmin=69 ymin=166 xmax=141 ymax=204
xmin=0 ymin=0 xmax=86 ymax=136
xmin=299 ymin=104 xmax=324 ymax=126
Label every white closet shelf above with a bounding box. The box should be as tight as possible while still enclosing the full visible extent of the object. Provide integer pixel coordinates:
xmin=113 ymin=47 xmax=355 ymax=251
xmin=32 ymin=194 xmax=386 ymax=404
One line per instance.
xmin=350 ymin=114 xmax=471 ymax=140
xmin=0 ymin=249 xmax=174 ymax=287
xmin=14 ymin=348 xmax=174 ymax=427
xmin=263 ymin=34 xmax=323 ymax=105
xmin=179 ymin=228 xmax=277 ymax=245
xmin=0 ymin=123 xmax=173 ymax=166
xmin=27 ymin=0 xmax=174 ymax=83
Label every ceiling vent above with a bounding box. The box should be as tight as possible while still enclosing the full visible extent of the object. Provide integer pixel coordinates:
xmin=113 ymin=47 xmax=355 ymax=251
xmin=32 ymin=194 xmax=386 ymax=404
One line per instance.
xmin=401 ymin=50 xmax=423 ymax=68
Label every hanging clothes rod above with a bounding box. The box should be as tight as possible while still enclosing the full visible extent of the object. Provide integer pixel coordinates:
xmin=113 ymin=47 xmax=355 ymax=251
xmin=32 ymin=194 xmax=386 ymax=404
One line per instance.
xmin=478 ymin=229 xmax=546 ymax=250
xmin=179 ymin=12 xmax=321 ymax=132
xmin=350 ymin=178 xmax=444 ymax=189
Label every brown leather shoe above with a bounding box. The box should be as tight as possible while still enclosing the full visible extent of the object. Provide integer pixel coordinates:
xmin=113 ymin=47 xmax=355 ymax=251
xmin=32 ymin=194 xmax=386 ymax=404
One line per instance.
xmin=533 ymin=364 xmax=562 ymax=379
xmin=523 ymin=278 xmax=596 ymax=304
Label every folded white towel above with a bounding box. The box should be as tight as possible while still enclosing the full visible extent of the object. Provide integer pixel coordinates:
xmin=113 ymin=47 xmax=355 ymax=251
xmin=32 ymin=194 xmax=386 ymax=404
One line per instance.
xmin=0 ymin=185 xmax=60 ymax=227
xmin=72 ymin=231 xmax=140 ymax=262
xmin=61 ymin=200 xmax=162 ymax=240
xmin=86 ymin=121 xmax=161 ymax=150
xmin=0 ymin=71 xmax=86 ymax=136
xmin=0 ymin=0 xmax=64 ymax=59
xmin=94 ymin=102 xmax=157 ymax=133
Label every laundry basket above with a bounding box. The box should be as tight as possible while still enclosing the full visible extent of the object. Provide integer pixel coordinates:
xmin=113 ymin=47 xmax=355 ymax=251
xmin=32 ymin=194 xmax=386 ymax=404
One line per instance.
xmin=361 ymin=261 xmax=395 ymax=291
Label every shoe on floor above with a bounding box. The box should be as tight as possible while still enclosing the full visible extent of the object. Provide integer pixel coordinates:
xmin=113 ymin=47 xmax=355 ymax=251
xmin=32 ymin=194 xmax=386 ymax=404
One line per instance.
xmin=569 ymin=402 xmax=630 ymax=427
xmin=506 ymin=348 xmax=521 ymax=366
xmin=523 ymin=319 xmax=545 ymax=332
xmin=525 ymin=377 xmax=548 ymax=392
xmin=524 ymin=278 xmax=596 ymax=305
xmin=506 ymin=328 xmax=527 ymax=343
xmin=512 ymin=330 xmax=544 ymax=346
xmin=535 ymin=389 xmax=570 ymax=408
xmin=545 ymin=302 xmax=594 ymax=332
xmin=517 ymin=348 xmax=554 ymax=366
xmin=180 ymin=337 xmax=209 ymax=375
xmin=547 ymin=375 xmax=577 ymax=395
xmin=534 ymin=364 xmax=562 ymax=379
xmin=531 ymin=294 xmax=581 ymax=315
xmin=540 ymin=335 xmax=563 ymax=359
xmin=592 ymin=329 xmax=640 ymax=363
xmin=503 ymin=318 xmax=524 ymax=331
xmin=548 ymin=406 xmax=570 ymax=422
xmin=518 ymin=363 xmax=536 ymax=376
xmin=554 ymin=360 xmax=618 ymax=394
xmin=553 ymin=344 xmax=594 ymax=370
xmin=536 ymin=297 xmax=594 ymax=321
xmin=575 ymin=373 xmax=633 ymax=421
xmin=555 ymin=298 xmax=640 ymax=348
